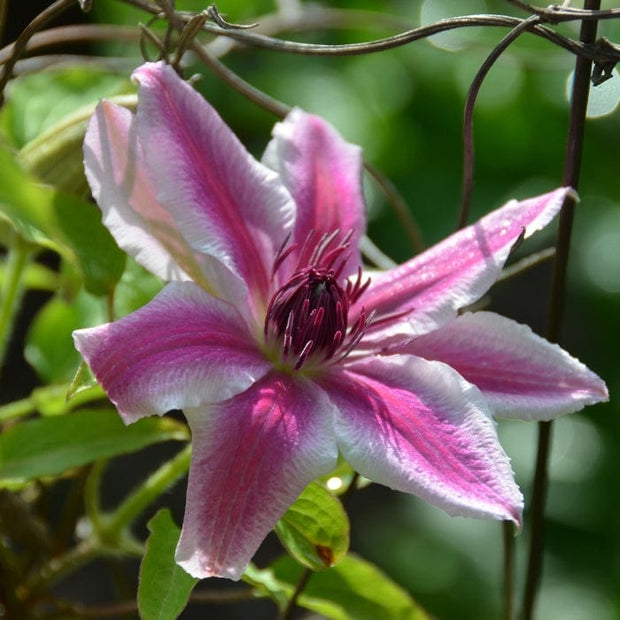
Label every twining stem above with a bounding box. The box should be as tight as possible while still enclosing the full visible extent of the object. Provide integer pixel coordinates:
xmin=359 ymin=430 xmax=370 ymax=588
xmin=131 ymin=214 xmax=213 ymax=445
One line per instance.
xmin=521 ymin=2 xmax=601 ymax=618
xmin=458 ymin=15 xmax=539 ymax=228
xmin=25 ymin=445 xmax=191 ymax=597
xmin=0 ymin=233 xmax=33 ymax=380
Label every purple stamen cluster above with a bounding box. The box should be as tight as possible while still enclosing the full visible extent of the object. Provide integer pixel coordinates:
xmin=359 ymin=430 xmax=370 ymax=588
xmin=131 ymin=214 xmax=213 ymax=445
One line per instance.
xmin=265 ymin=231 xmax=370 ymax=369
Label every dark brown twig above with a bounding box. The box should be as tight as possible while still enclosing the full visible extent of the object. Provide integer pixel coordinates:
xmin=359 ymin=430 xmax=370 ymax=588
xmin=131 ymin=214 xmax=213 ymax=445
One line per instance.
xmin=522 ymin=2 xmax=601 ymax=618
xmin=0 ymin=0 xmax=78 ymax=104
xmin=458 ymin=15 xmax=540 ymax=228
xmin=364 ymin=162 xmax=425 ymax=254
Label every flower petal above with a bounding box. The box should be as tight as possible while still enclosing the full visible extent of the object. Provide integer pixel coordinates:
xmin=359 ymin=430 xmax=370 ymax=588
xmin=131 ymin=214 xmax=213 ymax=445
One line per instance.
xmin=263 ymin=108 xmax=366 ymax=279
xmin=406 ymin=311 xmax=609 ymax=420
xmin=73 ymin=281 xmax=269 ymax=424
xmin=355 ymin=188 xmax=571 ymax=339
xmin=83 ymin=101 xmax=246 ymax=304
xmin=322 ymin=355 xmax=523 ymax=524
xmin=132 ymin=62 xmax=295 ymax=307
xmin=84 ymin=101 xmax=186 ymax=282
xmin=176 ymin=372 xmax=338 ymax=580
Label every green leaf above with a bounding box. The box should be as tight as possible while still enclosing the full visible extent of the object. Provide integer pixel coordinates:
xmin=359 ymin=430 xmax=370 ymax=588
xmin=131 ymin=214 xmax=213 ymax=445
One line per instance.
xmin=25 ymin=291 xmax=106 ymax=383
xmin=17 ymin=93 xmax=137 ymax=196
xmin=0 ymin=67 xmax=132 ymax=148
xmin=275 ymin=481 xmax=349 ymax=571
xmin=271 ymin=554 xmax=428 ymax=620
xmin=0 ymin=409 xmax=188 ymax=488
xmin=66 ymin=362 xmax=100 ymax=405
xmin=0 ymin=142 xmax=126 ymax=294
xmin=138 ymin=509 xmax=198 ymax=620
xmin=113 ymin=256 xmax=164 ymax=317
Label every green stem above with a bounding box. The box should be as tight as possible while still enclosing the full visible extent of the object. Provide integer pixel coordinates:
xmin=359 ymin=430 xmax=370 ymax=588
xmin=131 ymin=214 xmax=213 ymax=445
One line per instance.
xmin=25 ymin=445 xmax=191 ymax=597
xmin=0 ymin=383 xmax=105 ymax=422
xmin=0 ymin=233 xmax=33 ymax=380
xmin=502 ymin=521 xmax=514 ymax=620
xmin=104 ymin=444 xmax=191 ymax=536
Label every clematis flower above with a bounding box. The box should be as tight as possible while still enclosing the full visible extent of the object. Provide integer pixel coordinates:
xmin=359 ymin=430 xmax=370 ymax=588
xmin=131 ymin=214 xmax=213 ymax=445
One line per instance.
xmin=74 ymin=62 xmax=608 ymax=580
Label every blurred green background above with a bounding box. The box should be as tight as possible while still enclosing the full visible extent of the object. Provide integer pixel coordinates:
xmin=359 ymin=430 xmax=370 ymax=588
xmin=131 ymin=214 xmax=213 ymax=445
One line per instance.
xmin=1 ymin=0 xmax=618 ymax=617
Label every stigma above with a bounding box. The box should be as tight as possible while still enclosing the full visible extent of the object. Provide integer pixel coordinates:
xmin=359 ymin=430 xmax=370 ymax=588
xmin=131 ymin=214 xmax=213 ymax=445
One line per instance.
xmin=264 ymin=231 xmax=370 ymax=370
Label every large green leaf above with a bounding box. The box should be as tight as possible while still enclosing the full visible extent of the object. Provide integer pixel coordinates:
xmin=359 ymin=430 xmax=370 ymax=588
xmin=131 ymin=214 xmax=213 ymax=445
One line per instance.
xmin=0 ymin=67 xmax=132 ymax=148
xmin=138 ymin=509 xmax=198 ymax=620
xmin=269 ymin=554 xmax=428 ymax=620
xmin=17 ymin=93 xmax=137 ymax=196
xmin=275 ymin=481 xmax=349 ymax=571
xmin=0 ymin=409 xmax=188 ymax=488
xmin=0 ymin=143 xmax=125 ymax=294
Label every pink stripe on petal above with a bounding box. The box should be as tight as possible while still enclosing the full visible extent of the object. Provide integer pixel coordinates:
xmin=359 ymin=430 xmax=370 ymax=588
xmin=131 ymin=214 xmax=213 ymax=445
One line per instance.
xmin=407 ymin=311 xmax=609 ymax=420
xmin=73 ymin=282 xmax=269 ymax=424
xmin=323 ymin=355 xmax=523 ymax=524
xmin=263 ymin=108 xmax=366 ymax=279
xmin=132 ymin=62 xmax=295 ymax=306
xmin=355 ymin=188 xmax=571 ymax=339
xmin=176 ymin=373 xmax=338 ymax=579
xmin=84 ymin=102 xmax=251 ymax=309
xmin=84 ymin=101 xmax=188 ymax=282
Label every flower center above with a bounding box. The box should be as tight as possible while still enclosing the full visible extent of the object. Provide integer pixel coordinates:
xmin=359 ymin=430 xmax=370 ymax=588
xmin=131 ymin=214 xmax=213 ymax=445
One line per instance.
xmin=265 ymin=267 xmax=347 ymax=368
xmin=264 ymin=231 xmax=371 ymax=370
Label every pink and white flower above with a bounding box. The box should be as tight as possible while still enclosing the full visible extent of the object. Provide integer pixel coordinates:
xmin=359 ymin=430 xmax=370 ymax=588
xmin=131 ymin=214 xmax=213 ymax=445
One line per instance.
xmin=74 ymin=62 xmax=608 ymax=580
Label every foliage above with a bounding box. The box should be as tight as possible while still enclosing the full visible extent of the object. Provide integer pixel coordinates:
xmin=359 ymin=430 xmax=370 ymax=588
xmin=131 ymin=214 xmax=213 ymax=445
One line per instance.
xmin=0 ymin=1 xmax=618 ymax=619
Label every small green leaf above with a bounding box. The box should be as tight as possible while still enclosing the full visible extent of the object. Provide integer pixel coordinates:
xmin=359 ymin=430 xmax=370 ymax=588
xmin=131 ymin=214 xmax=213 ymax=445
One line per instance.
xmin=271 ymin=554 xmax=429 ymax=620
xmin=138 ymin=509 xmax=198 ymax=620
xmin=0 ymin=409 xmax=188 ymax=487
xmin=66 ymin=362 xmax=100 ymax=405
xmin=25 ymin=291 xmax=106 ymax=383
xmin=275 ymin=481 xmax=349 ymax=571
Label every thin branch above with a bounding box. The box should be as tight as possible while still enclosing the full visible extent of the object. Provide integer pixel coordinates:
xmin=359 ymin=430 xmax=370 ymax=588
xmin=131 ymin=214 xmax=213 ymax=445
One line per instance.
xmin=364 ymin=162 xmax=425 ymax=254
xmin=280 ymin=566 xmax=313 ymax=620
xmin=497 ymin=247 xmax=555 ymax=282
xmin=155 ymin=0 xmax=292 ymax=117
xmin=458 ymin=15 xmax=540 ymax=228
xmin=196 ymin=15 xmax=590 ymax=61
xmin=0 ymin=0 xmax=78 ymax=104
xmin=522 ymin=2 xmax=601 ymax=618
xmin=205 ymin=7 xmax=414 ymax=58
xmin=509 ymin=0 xmax=620 ymax=22
xmin=0 ymin=25 xmax=142 ymax=65
xmin=82 ymin=0 xmax=620 ymax=65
